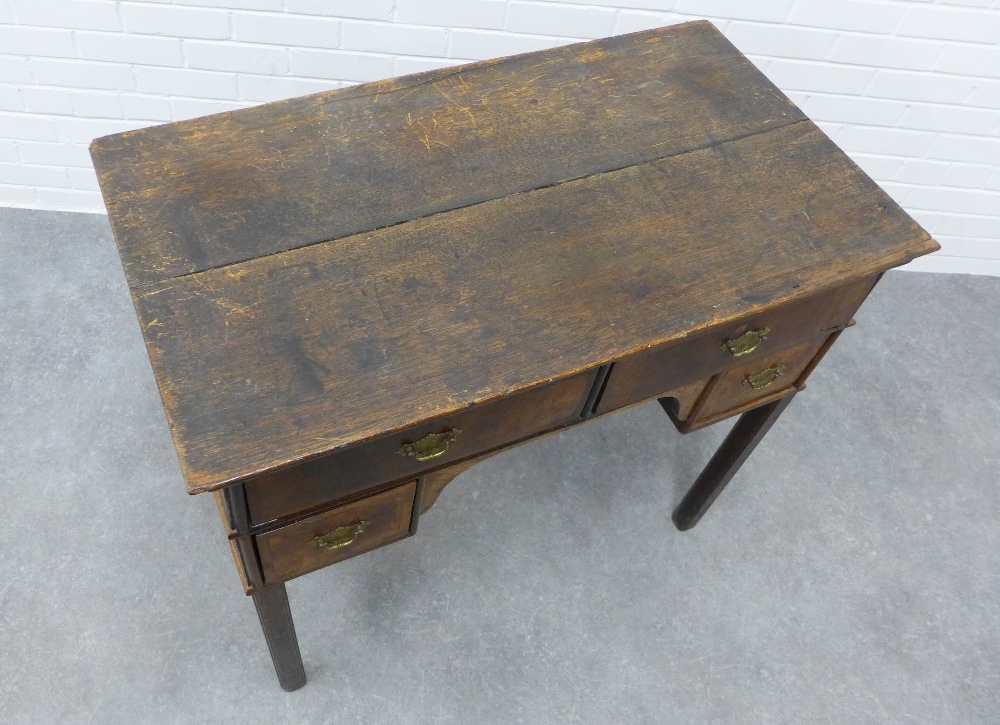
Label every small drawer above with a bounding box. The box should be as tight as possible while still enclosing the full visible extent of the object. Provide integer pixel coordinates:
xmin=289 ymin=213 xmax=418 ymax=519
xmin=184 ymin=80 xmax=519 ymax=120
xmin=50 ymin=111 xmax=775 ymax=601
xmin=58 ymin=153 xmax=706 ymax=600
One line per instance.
xmin=595 ymin=275 xmax=876 ymax=415
xmin=245 ymin=369 xmax=596 ymax=525
xmin=256 ymin=480 xmax=417 ymax=584
xmin=686 ymin=337 xmax=825 ymax=429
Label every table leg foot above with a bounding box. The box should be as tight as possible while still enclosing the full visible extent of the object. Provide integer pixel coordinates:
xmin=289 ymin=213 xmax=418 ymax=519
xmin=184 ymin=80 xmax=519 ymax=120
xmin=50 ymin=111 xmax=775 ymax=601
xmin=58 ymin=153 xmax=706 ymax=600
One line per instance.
xmin=252 ymin=583 xmax=307 ymax=691
xmin=673 ymin=392 xmax=796 ymax=531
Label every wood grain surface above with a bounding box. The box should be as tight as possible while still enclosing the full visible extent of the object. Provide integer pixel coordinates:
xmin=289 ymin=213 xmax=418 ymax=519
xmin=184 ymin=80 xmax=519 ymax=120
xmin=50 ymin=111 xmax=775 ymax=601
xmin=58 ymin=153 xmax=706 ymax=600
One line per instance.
xmin=131 ymin=119 xmax=935 ymax=492
xmin=242 ymin=370 xmax=594 ymax=525
xmin=696 ymin=337 xmax=824 ymax=420
xmin=91 ymin=22 xmax=938 ymax=495
xmin=593 ymin=275 xmax=876 ymax=415
xmin=90 ymin=21 xmax=804 ymax=287
xmin=256 ymin=480 xmax=416 ymax=583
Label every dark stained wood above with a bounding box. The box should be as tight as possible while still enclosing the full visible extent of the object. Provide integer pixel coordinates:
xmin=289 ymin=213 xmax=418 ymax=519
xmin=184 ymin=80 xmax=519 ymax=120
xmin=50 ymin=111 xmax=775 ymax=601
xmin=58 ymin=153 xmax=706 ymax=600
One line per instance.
xmin=226 ymin=538 xmax=255 ymax=594
xmin=213 ymin=489 xmax=235 ymax=532
xmin=256 ymin=481 xmax=416 ymax=583
xmin=252 ymin=583 xmax=307 ymax=691
xmin=220 ymin=481 xmax=252 ymax=535
xmin=90 ymin=20 xmax=942 ymax=692
xmin=672 ymin=392 xmax=797 ymax=531
xmin=214 ymin=490 xmax=256 ymax=594
xmin=676 ymin=374 xmax=722 ymax=435
xmin=130 ymin=121 xmax=934 ymax=493
xmin=214 ymin=484 xmax=261 ymax=594
xmin=672 ymin=383 xmax=797 ymax=433
xmin=695 ymin=337 xmax=824 ymax=422
xmin=657 ymin=379 xmax=709 ymax=422
xmin=670 ymin=325 xmax=849 ymax=433
xmin=90 ymin=22 xmax=805 ymax=287
xmin=243 ymin=370 xmax=595 ymax=525
xmin=215 ymin=485 xmax=264 ymax=593
xmin=596 ymin=275 xmax=877 ymax=416
xmin=793 ymin=328 xmax=847 ymax=387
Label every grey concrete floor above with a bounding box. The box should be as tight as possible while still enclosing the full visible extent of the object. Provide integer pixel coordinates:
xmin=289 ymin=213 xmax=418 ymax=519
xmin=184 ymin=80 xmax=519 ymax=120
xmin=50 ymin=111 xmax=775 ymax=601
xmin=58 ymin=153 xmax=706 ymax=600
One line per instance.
xmin=1 ymin=206 xmax=998 ymax=724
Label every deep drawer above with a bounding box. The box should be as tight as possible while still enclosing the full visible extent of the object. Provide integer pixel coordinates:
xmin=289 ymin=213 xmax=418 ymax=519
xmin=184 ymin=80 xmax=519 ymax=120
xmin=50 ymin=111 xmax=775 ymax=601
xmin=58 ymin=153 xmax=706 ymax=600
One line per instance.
xmin=594 ymin=275 xmax=877 ymax=416
xmin=257 ymin=480 xmax=417 ymax=583
xmin=245 ymin=369 xmax=596 ymax=525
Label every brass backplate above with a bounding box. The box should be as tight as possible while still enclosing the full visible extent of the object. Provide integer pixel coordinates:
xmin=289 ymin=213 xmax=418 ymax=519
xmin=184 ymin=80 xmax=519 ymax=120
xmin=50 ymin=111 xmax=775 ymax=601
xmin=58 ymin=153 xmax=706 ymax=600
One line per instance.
xmin=396 ymin=428 xmax=462 ymax=461
xmin=722 ymin=327 xmax=770 ymax=357
xmin=310 ymin=521 xmax=368 ymax=550
xmin=744 ymin=365 xmax=787 ymax=390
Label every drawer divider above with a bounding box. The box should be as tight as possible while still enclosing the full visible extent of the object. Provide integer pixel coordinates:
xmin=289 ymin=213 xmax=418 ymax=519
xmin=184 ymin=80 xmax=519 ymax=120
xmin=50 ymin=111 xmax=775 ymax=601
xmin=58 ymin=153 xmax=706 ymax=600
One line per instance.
xmin=676 ymin=374 xmax=722 ymax=434
xmin=583 ymin=363 xmax=615 ymax=419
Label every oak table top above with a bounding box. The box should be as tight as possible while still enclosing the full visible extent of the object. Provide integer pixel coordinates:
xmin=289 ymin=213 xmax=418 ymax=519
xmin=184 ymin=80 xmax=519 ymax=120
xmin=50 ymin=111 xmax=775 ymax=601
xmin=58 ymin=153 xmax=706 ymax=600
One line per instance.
xmin=91 ymin=21 xmax=936 ymax=497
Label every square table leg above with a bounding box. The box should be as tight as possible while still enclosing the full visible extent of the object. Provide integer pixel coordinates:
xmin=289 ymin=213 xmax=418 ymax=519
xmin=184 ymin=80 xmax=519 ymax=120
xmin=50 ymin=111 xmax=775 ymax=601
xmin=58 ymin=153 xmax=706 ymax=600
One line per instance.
xmin=672 ymin=392 xmax=796 ymax=531
xmin=252 ymin=582 xmax=307 ymax=691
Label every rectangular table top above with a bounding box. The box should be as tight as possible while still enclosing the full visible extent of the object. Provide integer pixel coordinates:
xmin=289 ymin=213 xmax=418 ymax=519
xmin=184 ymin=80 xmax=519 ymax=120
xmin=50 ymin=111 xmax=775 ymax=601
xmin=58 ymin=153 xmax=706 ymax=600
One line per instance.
xmin=91 ymin=21 xmax=937 ymax=493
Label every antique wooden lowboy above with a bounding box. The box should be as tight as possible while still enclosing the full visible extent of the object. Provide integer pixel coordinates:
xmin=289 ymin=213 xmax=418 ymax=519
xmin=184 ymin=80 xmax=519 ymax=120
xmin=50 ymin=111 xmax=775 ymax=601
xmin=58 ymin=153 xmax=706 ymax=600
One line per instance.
xmin=90 ymin=21 xmax=938 ymax=690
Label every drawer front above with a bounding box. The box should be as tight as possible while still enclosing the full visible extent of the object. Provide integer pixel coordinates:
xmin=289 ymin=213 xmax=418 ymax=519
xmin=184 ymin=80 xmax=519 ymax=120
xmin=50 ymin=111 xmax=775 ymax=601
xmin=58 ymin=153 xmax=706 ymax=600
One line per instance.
xmin=595 ymin=275 xmax=877 ymax=416
xmin=245 ymin=370 xmax=596 ymax=525
xmin=257 ymin=480 xmax=416 ymax=583
xmin=694 ymin=337 xmax=824 ymax=424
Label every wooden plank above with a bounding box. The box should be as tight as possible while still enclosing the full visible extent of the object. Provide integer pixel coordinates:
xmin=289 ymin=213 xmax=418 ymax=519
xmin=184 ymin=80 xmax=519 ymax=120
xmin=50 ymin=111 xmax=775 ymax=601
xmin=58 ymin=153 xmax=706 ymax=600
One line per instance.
xmin=90 ymin=21 xmax=805 ymax=287
xmin=133 ymin=121 xmax=937 ymax=493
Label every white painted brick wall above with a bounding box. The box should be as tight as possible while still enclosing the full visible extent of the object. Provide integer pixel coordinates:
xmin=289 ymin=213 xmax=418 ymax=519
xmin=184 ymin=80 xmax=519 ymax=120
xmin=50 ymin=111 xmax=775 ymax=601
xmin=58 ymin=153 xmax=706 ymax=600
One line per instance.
xmin=0 ymin=0 xmax=998 ymax=276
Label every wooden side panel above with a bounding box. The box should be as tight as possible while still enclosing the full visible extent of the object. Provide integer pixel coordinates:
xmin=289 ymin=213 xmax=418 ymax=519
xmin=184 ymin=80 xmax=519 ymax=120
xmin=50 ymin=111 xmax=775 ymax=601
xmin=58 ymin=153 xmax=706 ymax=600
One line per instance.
xmin=90 ymin=22 xmax=805 ymax=287
xmin=213 ymin=489 xmax=234 ymax=532
xmin=133 ymin=122 xmax=935 ymax=493
xmin=213 ymin=490 xmax=261 ymax=593
xmin=226 ymin=539 xmax=255 ymax=594
xmin=244 ymin=370 xmax=595 ymax=525
xmin=257 ymin=481 xmax=416 ymax=583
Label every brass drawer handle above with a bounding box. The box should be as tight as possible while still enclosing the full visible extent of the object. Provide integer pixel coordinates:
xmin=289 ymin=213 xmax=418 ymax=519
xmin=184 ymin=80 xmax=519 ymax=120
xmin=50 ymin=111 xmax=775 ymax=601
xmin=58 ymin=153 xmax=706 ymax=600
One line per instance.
xmin=744 ymin=365 xmax=787 ymax=390
xmin=721 ymin=327 xmax=770 ymax=357
xmin=396 ymin=428 xmax=462 ymax=461
xmin=310 ymin=521 xmax=369 ymax=550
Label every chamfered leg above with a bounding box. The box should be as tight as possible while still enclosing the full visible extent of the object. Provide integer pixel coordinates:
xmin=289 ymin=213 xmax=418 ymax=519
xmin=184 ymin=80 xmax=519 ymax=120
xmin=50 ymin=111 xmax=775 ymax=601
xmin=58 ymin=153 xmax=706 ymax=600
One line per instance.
xmin=673 ymin=392 xmax=796 ymax=531
xmin=252 ymin=582 xmax=307 ymax=691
